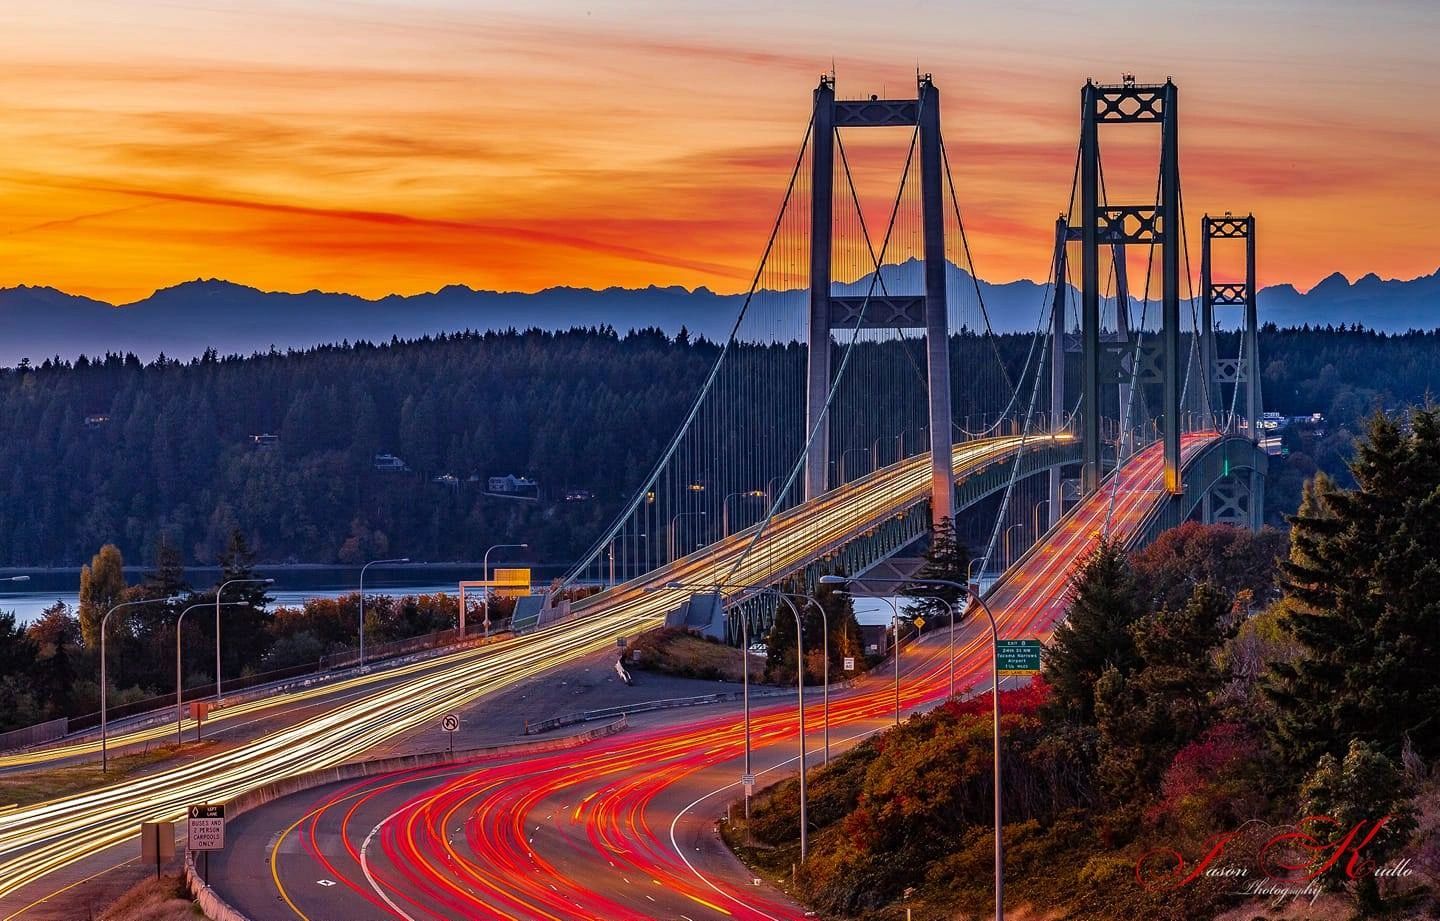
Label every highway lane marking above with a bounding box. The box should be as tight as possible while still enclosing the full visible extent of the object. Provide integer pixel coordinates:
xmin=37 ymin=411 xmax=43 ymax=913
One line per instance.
xmin=359 ymin=807 xmax=418 ymax=921
xmin=0 ymin=854 xmax=139 ymax=921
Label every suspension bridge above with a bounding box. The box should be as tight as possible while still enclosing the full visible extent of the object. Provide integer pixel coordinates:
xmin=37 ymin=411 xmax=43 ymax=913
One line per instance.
xmin=519 ymin=72 xmax=1268 ymax=641
xmin=0 ymin=73 xmax=1271 ymax=914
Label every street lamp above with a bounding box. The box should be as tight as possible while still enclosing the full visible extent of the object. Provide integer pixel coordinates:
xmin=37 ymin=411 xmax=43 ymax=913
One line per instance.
xmin=215 ymin=577 xmax=274 ymax=701
xmin=871 ymin=433 xmax=902 ymax=471
xmin=839 ymin=447 xmax=868 ymax=483
xmin=101 ymin=594 xmax=184 ymax=773
xmin=481 ymin=543 xmax=528 ymax=637
xmin=1033 ymin=498 xmax=1052 ymax=536
xmin=793 ymin=592 xmax=830 ymax=765
xmin=667 ymin=512 xmax=706 ymax=563
xmin=177 ymin=601 xmax=242 ymax=744
xmin=824 ymin=573 xmax=1005 ymax=921
xmin=1 ymin=575 xmax=30 ymax=583
xmin=1003 ymin=523 xmax=1024 ymax=567
xmin=654 ymin=580 xmax=814 ymax=851
xmin=359 ymin=558 xmax=409 ymax=666
xmin=721 ymin=490 xmax=765 ymax=538
xmin=872 ymin=595 xmax=905 ymax=725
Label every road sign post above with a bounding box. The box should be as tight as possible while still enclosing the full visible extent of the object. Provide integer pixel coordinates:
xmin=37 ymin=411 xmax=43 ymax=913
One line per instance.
xmin=995 ymin=639 xmax=1042 ymax=676
xmin=188 ymin=804 xmax=225 ymax=851
xmin=441 ymin=713 xmax=459 ymax=753
xmin=842 ymin=656 xmax=855 ymax=672
xmin=190 ymin=701 xmax=209 ymax=741
xmin=140 ymin=821 xmax=175 ymax=879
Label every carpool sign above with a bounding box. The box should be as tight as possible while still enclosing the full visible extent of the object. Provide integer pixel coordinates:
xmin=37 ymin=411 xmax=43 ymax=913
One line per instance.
xmin=995 ymin=639 xmax=1042 ymax=677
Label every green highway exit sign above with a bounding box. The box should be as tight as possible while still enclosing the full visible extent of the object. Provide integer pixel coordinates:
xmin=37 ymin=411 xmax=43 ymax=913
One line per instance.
xmin=996 ymin=639 xmax=1042 ymax=676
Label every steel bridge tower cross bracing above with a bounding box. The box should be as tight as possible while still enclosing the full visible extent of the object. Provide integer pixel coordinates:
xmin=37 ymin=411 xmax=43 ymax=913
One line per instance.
xmin=1079 ymin=78 xmax=1184 ymax=496
xmin=1201 ymin=213 xmax=1260 ymax=440
xmin=804 ymin=75 xmax=955 ymax=526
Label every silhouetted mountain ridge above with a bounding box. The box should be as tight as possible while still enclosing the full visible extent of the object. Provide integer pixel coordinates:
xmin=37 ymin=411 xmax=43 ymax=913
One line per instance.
xmin=2 ymin=262 xmax=1436 ymax=367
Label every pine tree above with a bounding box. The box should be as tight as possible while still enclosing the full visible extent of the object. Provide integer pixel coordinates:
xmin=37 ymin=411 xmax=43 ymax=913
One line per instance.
xmin=215 ymin=529 xmax=272 ymax=680
xmin=1042 ymin=537 xmax=1143 ymax=723
xmin=904 ymin=517 xmax=967 ymax=622
xmin=1265 ymin=409 xmax=1440 ymax=767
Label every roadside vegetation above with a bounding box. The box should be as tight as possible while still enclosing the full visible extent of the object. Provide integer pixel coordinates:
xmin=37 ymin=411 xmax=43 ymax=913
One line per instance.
xmin=0 ymin=741 xmax=219 ymax=807
xmin=0 ymin=530 xmax=513 ymax=734
xmin=625 ymin=627 xmax=764 ymax=683
xmin=730 ymin=410 xmax=1440 ymax=920
xmin=99 ymin=873 xmax=199 ymax=921
xmin=628 ymin=582 xmax=869 ymax=686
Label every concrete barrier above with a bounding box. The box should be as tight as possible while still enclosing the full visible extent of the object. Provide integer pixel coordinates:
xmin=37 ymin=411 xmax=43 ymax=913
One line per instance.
xmin=185 ymin=716 xmax=628 ymax=920
xmin=0 ymin=717 xmax=66 ymax=752
xmin=523 ymin=688 xmax=798 ymax=735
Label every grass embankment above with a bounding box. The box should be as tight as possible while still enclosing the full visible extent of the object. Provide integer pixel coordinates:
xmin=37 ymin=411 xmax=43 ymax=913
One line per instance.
xmin=0 ymin=740 xmax=221 ymax=807
xmin=625 ymin=627 xmax=765 ymax=683
xmin=100 ymin=873 xmax=201 ymax=921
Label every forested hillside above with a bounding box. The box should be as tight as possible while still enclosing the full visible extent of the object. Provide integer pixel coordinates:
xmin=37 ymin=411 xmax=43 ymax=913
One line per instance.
xmin=0 ymin=323 xmax=1432 ymax=567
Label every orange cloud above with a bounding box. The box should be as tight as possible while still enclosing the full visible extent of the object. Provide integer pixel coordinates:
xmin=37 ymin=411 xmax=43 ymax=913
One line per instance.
xmin=0 ymin=1 xmax=1434 ymax=301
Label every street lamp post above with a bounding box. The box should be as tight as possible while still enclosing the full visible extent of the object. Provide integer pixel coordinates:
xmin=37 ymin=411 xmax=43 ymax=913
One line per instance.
xmin=481 ymin=543 xmax=528 ymax=637
xmin=655 ymin=581 xmax=815 ymax=846
xmin=101 ymin=595 xmax=183 ymax=773
xmin=721 ymin=491 xmax=765 ymax=538
xmin=1003 ymin=523 xmax=1024 ymax=567
xmin=1033 ymin=499 xmax=1052 ymax=537
xmin=178 ymin=601 xmax=242 ymax=744
xmin=1 ymin=576 xmax=30 ymax=584
xmin=824 ymin=573 xmax=1005 ymax=921
xmin=359 ymin=558 xmax=409 ymax=666
xmin=667 ymin=512 xmax=706 ymax=563
xmin=795 ymin=593 xmax=830 ymax=765
xmin=947 ymin=599 xmax=961 ymax=699
xmin=215 ymin=577 xmax=274 ymax=702
xmin=853 ymin=593 xmax=906 ymax=726
xmin=839 ymin=447 xmax=868 ymax=484
xmin=871 ymin=433 xmax=902 ymax=471
xmin=773 ymin=592 xmax=809 ymax=862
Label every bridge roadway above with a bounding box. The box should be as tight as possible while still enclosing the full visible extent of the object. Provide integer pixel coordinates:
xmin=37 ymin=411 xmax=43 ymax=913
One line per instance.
xmin=208 ymin=433 xmax=1217 ymax=920
xmin=0 ymin=433 xmax=1068 ymax=915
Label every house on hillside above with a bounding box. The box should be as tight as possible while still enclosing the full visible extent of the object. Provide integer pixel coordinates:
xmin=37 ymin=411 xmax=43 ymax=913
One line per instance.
xmin=250 ymin=433 xmax=279 ymax=450
xmin=373 ymin=453 xmax=411 ymax=473
xmin=487 ymin=474 xmax=539 ymax=497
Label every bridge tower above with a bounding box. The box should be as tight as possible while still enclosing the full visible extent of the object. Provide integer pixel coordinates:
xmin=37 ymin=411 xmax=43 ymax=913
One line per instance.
xmin=806 ymin=75 xmax=955 ymax=527
xmin=1078 ymin=77 xmax=1184 ymax=496
xmin=1200 ymin=212 xmax=1263 ymax=531
xmin=1200 ymin=213 xmax=1260 ymax=438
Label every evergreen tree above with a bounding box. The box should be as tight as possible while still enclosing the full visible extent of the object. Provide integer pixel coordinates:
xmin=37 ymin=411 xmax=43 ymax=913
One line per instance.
xmin=1297 ymin=740 xmax=1417 ymax=911
xmin=904 ymin=517 xmax=967 ymax=622
xmin=1265 ymin=409 xmax=1440 ymax=768
xmin=1041 ymin=538 xmax=1143 ymax=723
xmin=215 ymin=529 xmax=273 ymax=679
xmin=1094 ymin=583 xmax=1232 ymax=803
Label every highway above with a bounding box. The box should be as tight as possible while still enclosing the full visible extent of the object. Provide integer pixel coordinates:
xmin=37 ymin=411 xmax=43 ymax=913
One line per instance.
xmin=206 ymin=433 xmax=1215 ymax=920
xmin=0 ymin=433 xmax=1067 ymax=916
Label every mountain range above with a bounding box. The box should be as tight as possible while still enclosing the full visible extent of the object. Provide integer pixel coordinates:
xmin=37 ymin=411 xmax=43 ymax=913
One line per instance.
xmin=1 ymin=261 xmax=1436 ymax=367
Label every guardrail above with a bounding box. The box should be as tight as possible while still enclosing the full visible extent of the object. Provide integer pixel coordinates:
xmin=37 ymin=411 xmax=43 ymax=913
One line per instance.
xmin=186 ymin=715 xmax=630 ymax=921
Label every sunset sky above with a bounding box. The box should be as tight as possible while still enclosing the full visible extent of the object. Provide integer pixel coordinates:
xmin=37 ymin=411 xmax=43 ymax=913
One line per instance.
xmin=0 ymin=0 xmax=1436 ymax=303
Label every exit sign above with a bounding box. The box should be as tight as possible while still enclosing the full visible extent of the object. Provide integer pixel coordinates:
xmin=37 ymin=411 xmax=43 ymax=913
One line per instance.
xmin=995 ymin=639 xmax=1042 ymax=676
